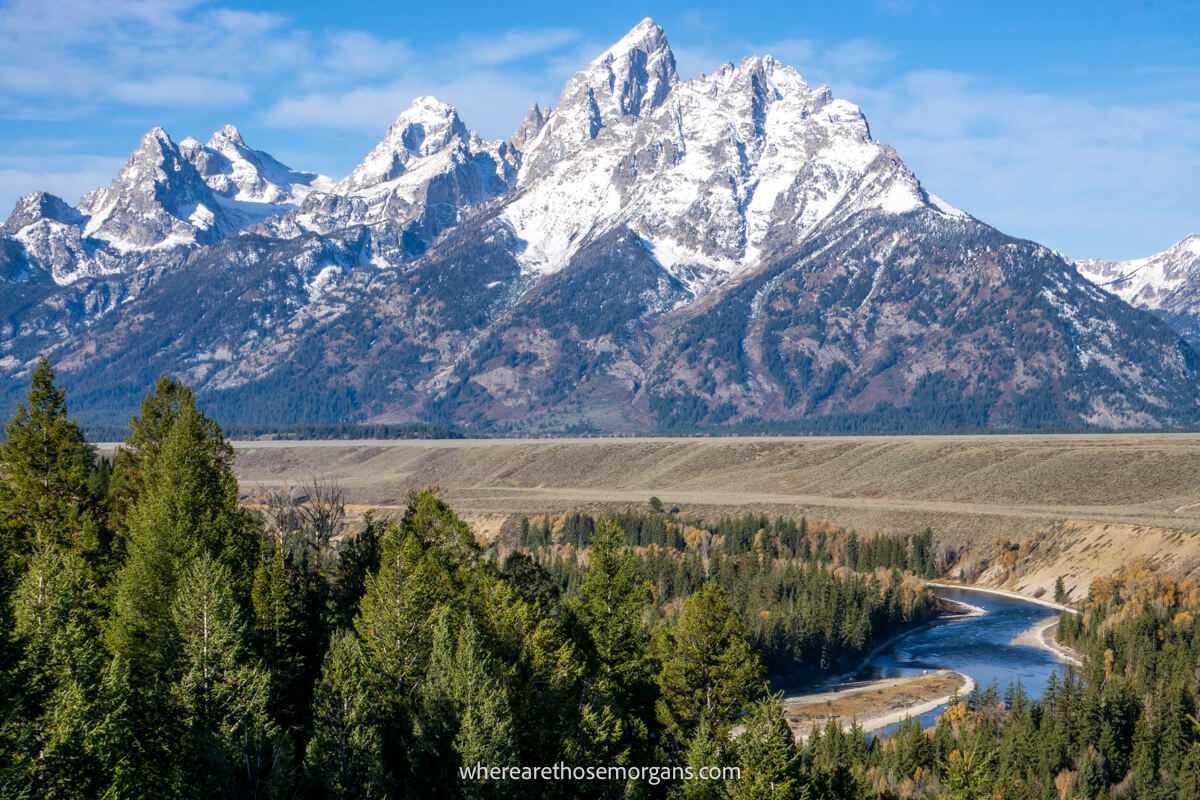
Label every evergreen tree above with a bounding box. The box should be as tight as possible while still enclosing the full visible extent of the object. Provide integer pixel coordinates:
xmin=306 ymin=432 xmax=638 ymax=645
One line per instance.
xmin=730 ymin=696 xmax=805 ymax=799
xmin=107 ymin=400 xmax=254 ymax=677
xmin=7 ymin=544 xmax=106 ymax=797
xmin=656 ymin=582 xmax=766 ymax=747
xmin=305 ymin=629 xmax=386 ymax=798
xmin=573 ymin=518 xmax=657 ymax=768
xmin=675 ymin=719 xmax=730 ymax=800
xmin=1177 ymin=743 xmax=1200 ymax=800
xmin=415 ymin=608 xmax=518 ymax=799
xmin=172 ymin=553 xmax=287 ymax=797
xmin=352 ymin=492 xmax=463 ymax=787
xmin=0 ymin=356 xmax=101 ymax=568
xmin=107 ymin=377 xmax=197 ymax=540
xmin=329 ymin=512 xmax=386 ymax=628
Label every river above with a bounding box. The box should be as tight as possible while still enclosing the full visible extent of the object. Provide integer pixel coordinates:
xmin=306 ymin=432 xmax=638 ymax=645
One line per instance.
xmin=822 ymin=585 xmax=1072 ymax=736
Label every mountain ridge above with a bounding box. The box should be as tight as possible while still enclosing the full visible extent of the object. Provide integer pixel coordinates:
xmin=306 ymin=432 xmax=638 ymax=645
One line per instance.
xmin=1 ymin=18 xmax=1196 ymax=433
xmin=1075 ymin=234 xmax=1200 ymax=347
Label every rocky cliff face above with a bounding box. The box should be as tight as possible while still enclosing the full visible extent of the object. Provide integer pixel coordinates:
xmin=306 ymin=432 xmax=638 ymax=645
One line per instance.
xmin=1 ymin=19 xmax=1196 ymax=432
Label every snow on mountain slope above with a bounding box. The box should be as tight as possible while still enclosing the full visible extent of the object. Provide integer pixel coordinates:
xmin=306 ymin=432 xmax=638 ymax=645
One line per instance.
xmin=516 ymin=17 xmax=678 ymax=181
xmin=268 ymin=96 xmax=517 ymax=262
xmin=180 ymin=125 xmax=332 ymax=211
xmin=1077 ymin=234 xmax=1200 ymax=309
xmin=1077 ymin=234 xmax=1200 ymax=343
xmin=76 ymin=127 xmax=242 ymax=252
xmin=501 ymin=23 xmax=953 ymax=294
xmin=1 ymin=126 xmax=335 ymax=284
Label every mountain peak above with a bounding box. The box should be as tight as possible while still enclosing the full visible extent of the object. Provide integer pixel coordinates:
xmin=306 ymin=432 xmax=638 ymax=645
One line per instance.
xmin=510 ymin=102 xmax=550 ymax=151
xmin=583 ymin=18 xmax=676 ymax=118
xmin=517 ymin=19 xmax=678 ymax=179
xmin=208 ymin=124 xmax=247 ymax=149
xmin=591 ymin=17 xmax=671 ymax=67
xmin=337 ymin=96 xmax=470 ymax=194
xmin=1 ymin=191 xmax=83 ymax=235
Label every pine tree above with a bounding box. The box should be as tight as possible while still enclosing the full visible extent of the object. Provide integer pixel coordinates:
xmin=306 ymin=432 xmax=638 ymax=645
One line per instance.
xmin=414 ymin=608 xmax=518 ymax=798
xmin=252 ymin=534 xmax=327 ymax=745
xmin=8 ymin=544 xmax=106 ymax=797
xmin=102 ymin=399 xmax=259 ymax=796
xmin=305 ymin=629 xmax=386 ymax=798
xmin=330 ymin=512 xmax=386 ymax=627
xmin=0 ymin=356 xmax=101 ymax=568
xmin=675 ymin=718 xmax=730 ymax=800
xmin=352 ymin=493 xmax=465 ymax=786
xmin=107 ymin=377 xmax=196 ymax=540
xmin=731 ymin=695 xmax=804 ymax=799
xmin=107 ymin=400 xmax=253 ymax=677
xmin=172 ymin=552 xmax=288 ymax=797
xmin=574 ymin=518 xmax=657 ymax=767
xmin=656 ymin=582 xmax=766 ymax=747
xmin=1177 ymin=743 xmax=1200 ymax=800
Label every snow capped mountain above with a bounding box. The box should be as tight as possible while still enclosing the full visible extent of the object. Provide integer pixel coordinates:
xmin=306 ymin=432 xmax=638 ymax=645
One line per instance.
xmin=502 ymin=22 xmax=957 ymax=292
xmin=1077 ymin=234 xmax=1200 ymax=344
xmin=0 ymin=126 xmax=333 ymax=285
xmin=517 ymin=17 xmax=678 ymax=180
xmin=180 ymin=124 xmax=332 ymax=209
xmin=77 ymin=127 xmax=239 ymax=251
xmin=267 ymin=96 xmax=517 ymax=263
xmin=0 ymin=18 xmax=1196 ymax=433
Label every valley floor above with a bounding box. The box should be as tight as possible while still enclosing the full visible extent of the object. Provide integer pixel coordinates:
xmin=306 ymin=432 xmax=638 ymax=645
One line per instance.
xmin=220 ymin=434 xmax=1200 ymax=555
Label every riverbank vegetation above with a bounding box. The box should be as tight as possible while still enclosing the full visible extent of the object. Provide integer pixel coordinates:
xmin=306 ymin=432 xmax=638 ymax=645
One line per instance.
xmin=4 ymin=361 xmax=1200 ymax=798
xmin=0 ymin=361 xmax=942 ymax=798
xmin=516 ymin=511 xmax=939 ymax=678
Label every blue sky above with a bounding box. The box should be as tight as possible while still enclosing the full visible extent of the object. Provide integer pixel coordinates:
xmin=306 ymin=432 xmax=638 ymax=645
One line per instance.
xmin=0 ymin=0 xmax=1196 ymax=259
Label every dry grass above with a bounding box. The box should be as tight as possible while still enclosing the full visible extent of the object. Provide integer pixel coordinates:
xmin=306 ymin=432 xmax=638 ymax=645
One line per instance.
xmin=224 ymin=435 xmax=1200 ymax=548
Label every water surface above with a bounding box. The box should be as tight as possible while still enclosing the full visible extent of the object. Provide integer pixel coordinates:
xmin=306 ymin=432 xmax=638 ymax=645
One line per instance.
xmin=814 ymin=586 xmax=1070 ymax=735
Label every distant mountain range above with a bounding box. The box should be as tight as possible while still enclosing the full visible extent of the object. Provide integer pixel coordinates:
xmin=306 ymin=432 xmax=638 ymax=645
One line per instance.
xmin=1 ymin=19 xmax=1197 ymax=434
xmin=1075 ymin=234 xmax=1200 ymax=349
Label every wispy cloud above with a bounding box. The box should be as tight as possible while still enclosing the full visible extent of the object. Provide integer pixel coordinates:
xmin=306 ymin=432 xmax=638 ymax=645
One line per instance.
xmin=0 ymin=5 xmax=1194 ymax=257
xmin=841 ymin=70 xmax=1200 ymax=257
xmin=457 ymin=27 xmax=580 ymax=66
xmin=0 ymin=153 xmax=127 ymax=210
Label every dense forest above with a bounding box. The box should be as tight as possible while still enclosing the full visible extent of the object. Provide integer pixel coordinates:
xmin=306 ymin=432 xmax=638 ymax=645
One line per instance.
xmin=516 ymin=511 xmax=939 ymax=677
xmin=3 ymin=360 xmax=1200 ymax=799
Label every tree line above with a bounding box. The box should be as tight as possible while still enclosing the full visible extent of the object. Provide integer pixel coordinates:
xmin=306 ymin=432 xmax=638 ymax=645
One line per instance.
xmin=0 ymin=360 xmax=925 ymax=798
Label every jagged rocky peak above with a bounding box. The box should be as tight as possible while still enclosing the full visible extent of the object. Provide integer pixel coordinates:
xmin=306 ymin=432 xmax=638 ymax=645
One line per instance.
xmin=182 ymin=123 xmax=328 ymax=206
xmin=1077 ymin=233 xmax=1200 ymax=307
xmin=207 ymin=123 xmax=248 ymax=149
xmin=519 ymin=18 xmax=678 ymax=178
xmin=75 ymin=126 xmax=231 ymax=250
xmin=1075 ymin=233 xmax=1200 ymax=345
xmin=510 ymin=103 xmax=550 ymax=151
xmin=501 ymin=24 xmax=938 ymax=281
xmin=2 ymin=191 xmax=83 ymax=234
xmin=583 ymin=17 xmax=677 ymax=118
xmin=337 ymin=96 xmax=471 ymax=194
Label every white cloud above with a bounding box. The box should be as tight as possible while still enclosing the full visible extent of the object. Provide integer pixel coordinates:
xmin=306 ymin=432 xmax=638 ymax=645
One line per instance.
xmin=0 ymin=154 xmax=127 ymax=210
xmin=457 ymin=28 xmax=580 ymax=66
xmin=840 ymin=70 xmax=1200 ymax=257
xmin=110 ymin=76 xmax=253 ymax=107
